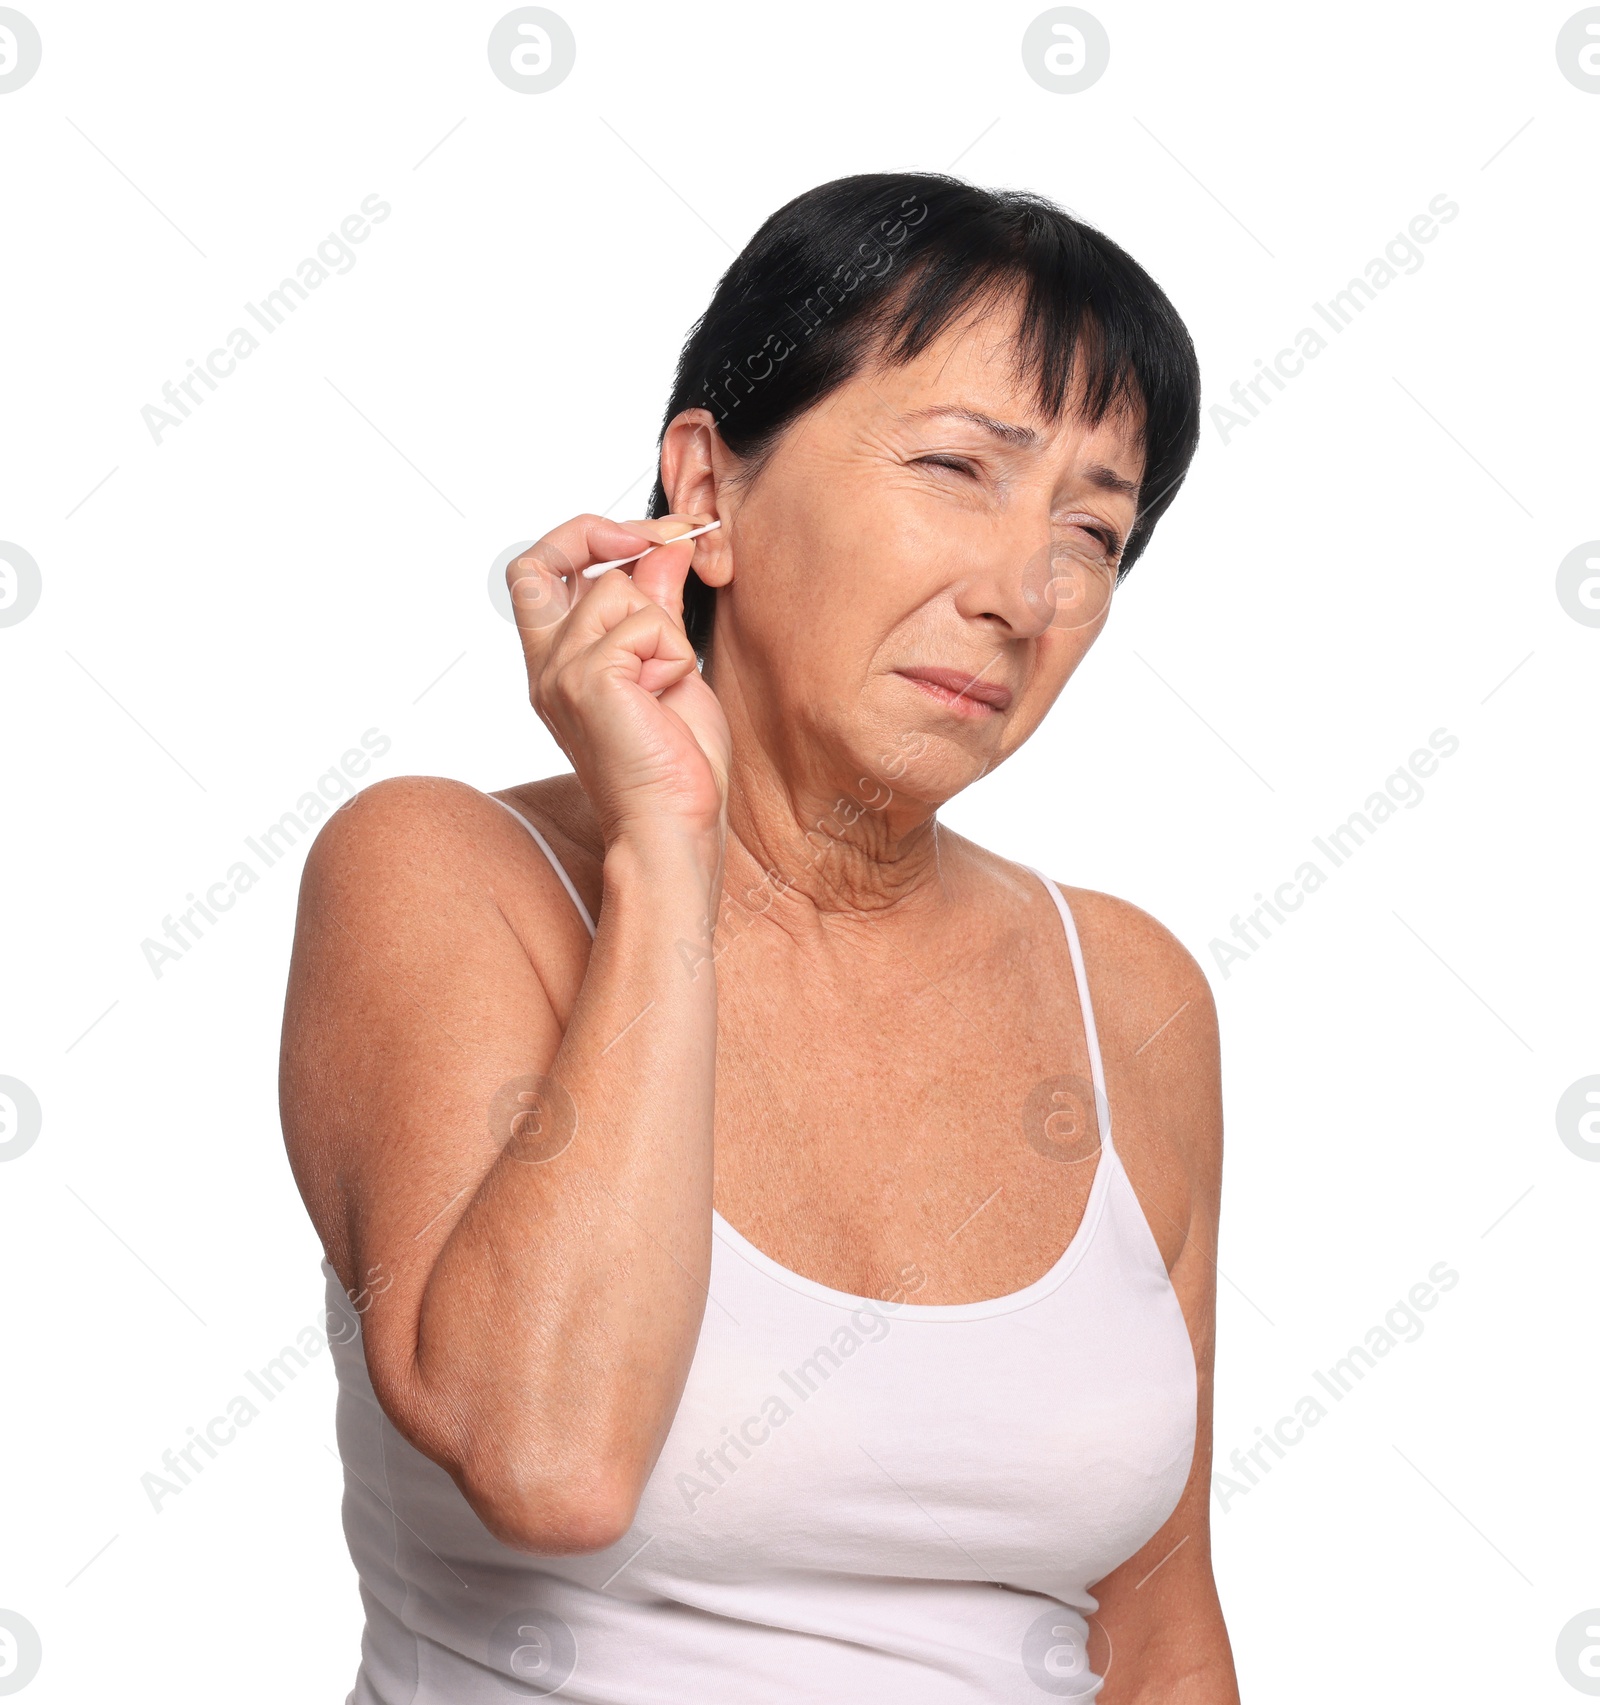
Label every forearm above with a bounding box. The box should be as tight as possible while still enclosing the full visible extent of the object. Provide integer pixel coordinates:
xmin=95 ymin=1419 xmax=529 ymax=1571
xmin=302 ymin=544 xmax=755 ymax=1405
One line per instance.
xmin=1111 ymin=1663 xmax=1239 ymax=1705
xmin=410 ymin=827 xmax=722 ymax=1543
xmin=1099 ymin=1604 xmax=1239 ymax=1704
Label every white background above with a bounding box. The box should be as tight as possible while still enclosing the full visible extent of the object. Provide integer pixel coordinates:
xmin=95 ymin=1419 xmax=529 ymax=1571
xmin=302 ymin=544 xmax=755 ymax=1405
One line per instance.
xmin=2 ymin=1 xmax=1596 ymax=1699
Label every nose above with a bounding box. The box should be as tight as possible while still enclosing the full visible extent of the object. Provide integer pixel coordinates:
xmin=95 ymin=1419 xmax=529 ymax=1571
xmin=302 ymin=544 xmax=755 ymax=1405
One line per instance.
xmin=950 ymin=525 xmax=1111 ymax=640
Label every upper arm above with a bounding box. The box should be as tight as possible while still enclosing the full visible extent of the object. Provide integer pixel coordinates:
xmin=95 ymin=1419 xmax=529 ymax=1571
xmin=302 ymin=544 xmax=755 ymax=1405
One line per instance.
xmin=278 ymin=775 xmax=570 ymax=1412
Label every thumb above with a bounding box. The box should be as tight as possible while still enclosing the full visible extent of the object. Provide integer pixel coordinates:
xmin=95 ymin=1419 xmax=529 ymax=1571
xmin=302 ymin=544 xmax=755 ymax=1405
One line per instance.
xmin=626 ymin=513 xmax=717 ymax=623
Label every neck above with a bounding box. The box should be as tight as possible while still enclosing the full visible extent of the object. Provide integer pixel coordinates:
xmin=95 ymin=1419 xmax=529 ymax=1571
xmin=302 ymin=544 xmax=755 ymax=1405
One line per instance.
xmin=712 ymin=661 xmax=955 ymax=921
xmin=723 ymin=756 xmax=948 ymax=922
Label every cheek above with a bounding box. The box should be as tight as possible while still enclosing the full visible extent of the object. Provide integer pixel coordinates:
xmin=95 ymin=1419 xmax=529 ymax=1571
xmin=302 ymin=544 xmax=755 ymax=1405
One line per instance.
xmin=727 ymin=523 xmax=873 ymax=700
xmin=1013 ymin=623 xmax=1102 ymax=720
xmin=1041 ymin=615 xmax=1098 ymax=661
xmin=738 ymin=499 xmax=931 ymax=667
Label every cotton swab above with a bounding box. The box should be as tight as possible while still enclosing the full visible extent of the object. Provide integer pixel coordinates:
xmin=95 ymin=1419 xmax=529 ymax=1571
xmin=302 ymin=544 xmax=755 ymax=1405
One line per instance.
xmin=582 ymin=520 xmax=721 ymax=578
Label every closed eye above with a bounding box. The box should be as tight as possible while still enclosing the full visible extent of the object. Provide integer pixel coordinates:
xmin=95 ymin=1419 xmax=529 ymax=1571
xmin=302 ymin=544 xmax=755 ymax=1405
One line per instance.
xmin=1061 ymin=518 xmax=1124 ymax=564
xmin=913 ymin=458 xmax=1125 ymax=561
xmin=1080 ymin=525 xmax=1119 ymax=557
xmin=912 ymin=454 xmax=979 ymax=476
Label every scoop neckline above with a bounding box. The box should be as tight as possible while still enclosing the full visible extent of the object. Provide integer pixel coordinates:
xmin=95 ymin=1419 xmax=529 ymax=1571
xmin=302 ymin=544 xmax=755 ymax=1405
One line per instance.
xmin=709 ymin=1140 xmax=1118 ymax=1321
xmin=486 ymin=808 xmax=1124 ymax=1320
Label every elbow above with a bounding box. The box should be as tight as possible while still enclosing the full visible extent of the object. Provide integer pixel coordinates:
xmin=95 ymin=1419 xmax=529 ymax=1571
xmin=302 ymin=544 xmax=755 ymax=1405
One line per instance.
xmin=454 ymin=1450 xmax=643 ymax=1556
xmin=369 ymin=1361 xmax=647 ymax=1554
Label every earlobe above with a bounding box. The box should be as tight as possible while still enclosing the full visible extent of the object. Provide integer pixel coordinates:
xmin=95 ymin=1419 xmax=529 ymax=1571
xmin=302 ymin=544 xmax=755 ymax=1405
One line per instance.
xmin=693 ymin=535 xmax=734 ymax=589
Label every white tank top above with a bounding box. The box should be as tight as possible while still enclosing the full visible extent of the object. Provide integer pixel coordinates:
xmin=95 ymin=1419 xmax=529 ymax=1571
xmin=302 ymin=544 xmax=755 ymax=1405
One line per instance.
xmin=324 ymin=800 xmax=1197 ymax=1703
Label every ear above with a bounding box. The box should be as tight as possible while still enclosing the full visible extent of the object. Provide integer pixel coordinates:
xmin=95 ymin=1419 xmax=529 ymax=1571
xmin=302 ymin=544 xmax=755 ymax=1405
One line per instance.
xmin=659 ymin=407 xmax=736 ymax=588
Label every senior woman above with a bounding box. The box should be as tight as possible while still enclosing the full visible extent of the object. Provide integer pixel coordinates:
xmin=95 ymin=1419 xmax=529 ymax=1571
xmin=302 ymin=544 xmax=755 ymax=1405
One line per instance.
xmin=281 ymin=172 xmax=1238 ymax=1703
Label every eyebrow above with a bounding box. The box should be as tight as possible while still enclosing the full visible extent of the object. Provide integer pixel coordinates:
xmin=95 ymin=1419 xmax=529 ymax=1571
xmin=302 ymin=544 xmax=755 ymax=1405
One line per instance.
xmin=1083 ymin=464 xmax=1141 ymax=499
xmin=907 ymin=405 xmax=1041 ymax=448
xmin=905 ymin=405 xmax=1142 ymax=498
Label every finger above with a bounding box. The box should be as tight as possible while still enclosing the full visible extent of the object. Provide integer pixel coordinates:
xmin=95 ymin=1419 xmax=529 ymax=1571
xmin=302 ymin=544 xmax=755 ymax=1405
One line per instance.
xmin=555 ymin=512 xmax=713 ymax=587
xmin=538 ymin=513 xmax=672 ymax=577
xmin=639 ymin=645 xmax=700 ymax=697
xmin=541 ymin=598 xmax=696 ymax=731
xmin=511 ymin=513 xmax=675 ymax=600
xmin=609 ymin=512 xmax=715 ymax=546
xmin=508 ymin=539 xmax=579 ymax=646
xmin=589 ymin=603 xmax=701 ymax=698
xmin=508 ymin=515 xmax=661 ymax=674
xmin=553 ymin=564 xmax=659 ymax=654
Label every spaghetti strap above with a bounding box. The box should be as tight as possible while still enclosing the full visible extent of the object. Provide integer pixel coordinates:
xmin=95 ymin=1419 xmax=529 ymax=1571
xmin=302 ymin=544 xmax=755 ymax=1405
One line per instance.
xmin=488 ymin=794 xmax=597 ymax=938
xmin=1024 ymin=867 xmax=1114 ymax=1151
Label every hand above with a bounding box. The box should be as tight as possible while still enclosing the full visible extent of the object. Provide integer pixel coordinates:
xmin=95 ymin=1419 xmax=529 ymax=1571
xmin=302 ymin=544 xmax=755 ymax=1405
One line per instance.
xmin=508 ymin=513 xmax=732 ymax=851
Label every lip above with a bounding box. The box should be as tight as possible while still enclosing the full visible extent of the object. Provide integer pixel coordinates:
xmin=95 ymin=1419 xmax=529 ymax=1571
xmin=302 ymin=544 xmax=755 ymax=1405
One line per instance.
xmin=894 ymin=665 xmax=1013 ymax=714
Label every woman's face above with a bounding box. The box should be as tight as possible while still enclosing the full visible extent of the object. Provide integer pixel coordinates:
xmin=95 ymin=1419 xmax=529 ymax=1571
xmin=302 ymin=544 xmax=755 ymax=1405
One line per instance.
xmin=669 ymin=294 xmax=1147 ymax=820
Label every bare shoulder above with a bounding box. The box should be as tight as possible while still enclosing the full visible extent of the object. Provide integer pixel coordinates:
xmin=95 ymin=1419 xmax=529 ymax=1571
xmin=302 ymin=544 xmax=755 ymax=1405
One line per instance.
xmin=285 ymin=773 xmax=601 ymax=1096
xmin=303 ymin=772 xmax=511 ymax=877
xmin=1049 ymin=882 xmax=1223 ymax=1202
xmin=298 ymin=772 xmax=599 ymax=932
xmin=303 ymin=771 xmax=553 ymax=871
xmin=1051 ymin=884 xmax=1218 ymax=1060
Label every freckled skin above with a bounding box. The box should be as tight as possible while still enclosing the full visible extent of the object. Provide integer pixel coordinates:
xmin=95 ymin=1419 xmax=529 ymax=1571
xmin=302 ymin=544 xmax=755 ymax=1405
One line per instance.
xmin=280 ymin=289 xmax=1237 ymax=1696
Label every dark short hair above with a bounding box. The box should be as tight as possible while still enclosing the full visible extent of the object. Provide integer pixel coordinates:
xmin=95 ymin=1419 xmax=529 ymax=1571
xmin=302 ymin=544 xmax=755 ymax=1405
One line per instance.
xmin=646 ymin=171 xmax=1201 ymax=659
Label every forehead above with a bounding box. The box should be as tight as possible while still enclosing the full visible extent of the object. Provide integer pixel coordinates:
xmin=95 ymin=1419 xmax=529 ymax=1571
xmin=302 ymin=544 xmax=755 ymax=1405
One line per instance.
xmin=843 ymin=294 xmax=1148 ymax=475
